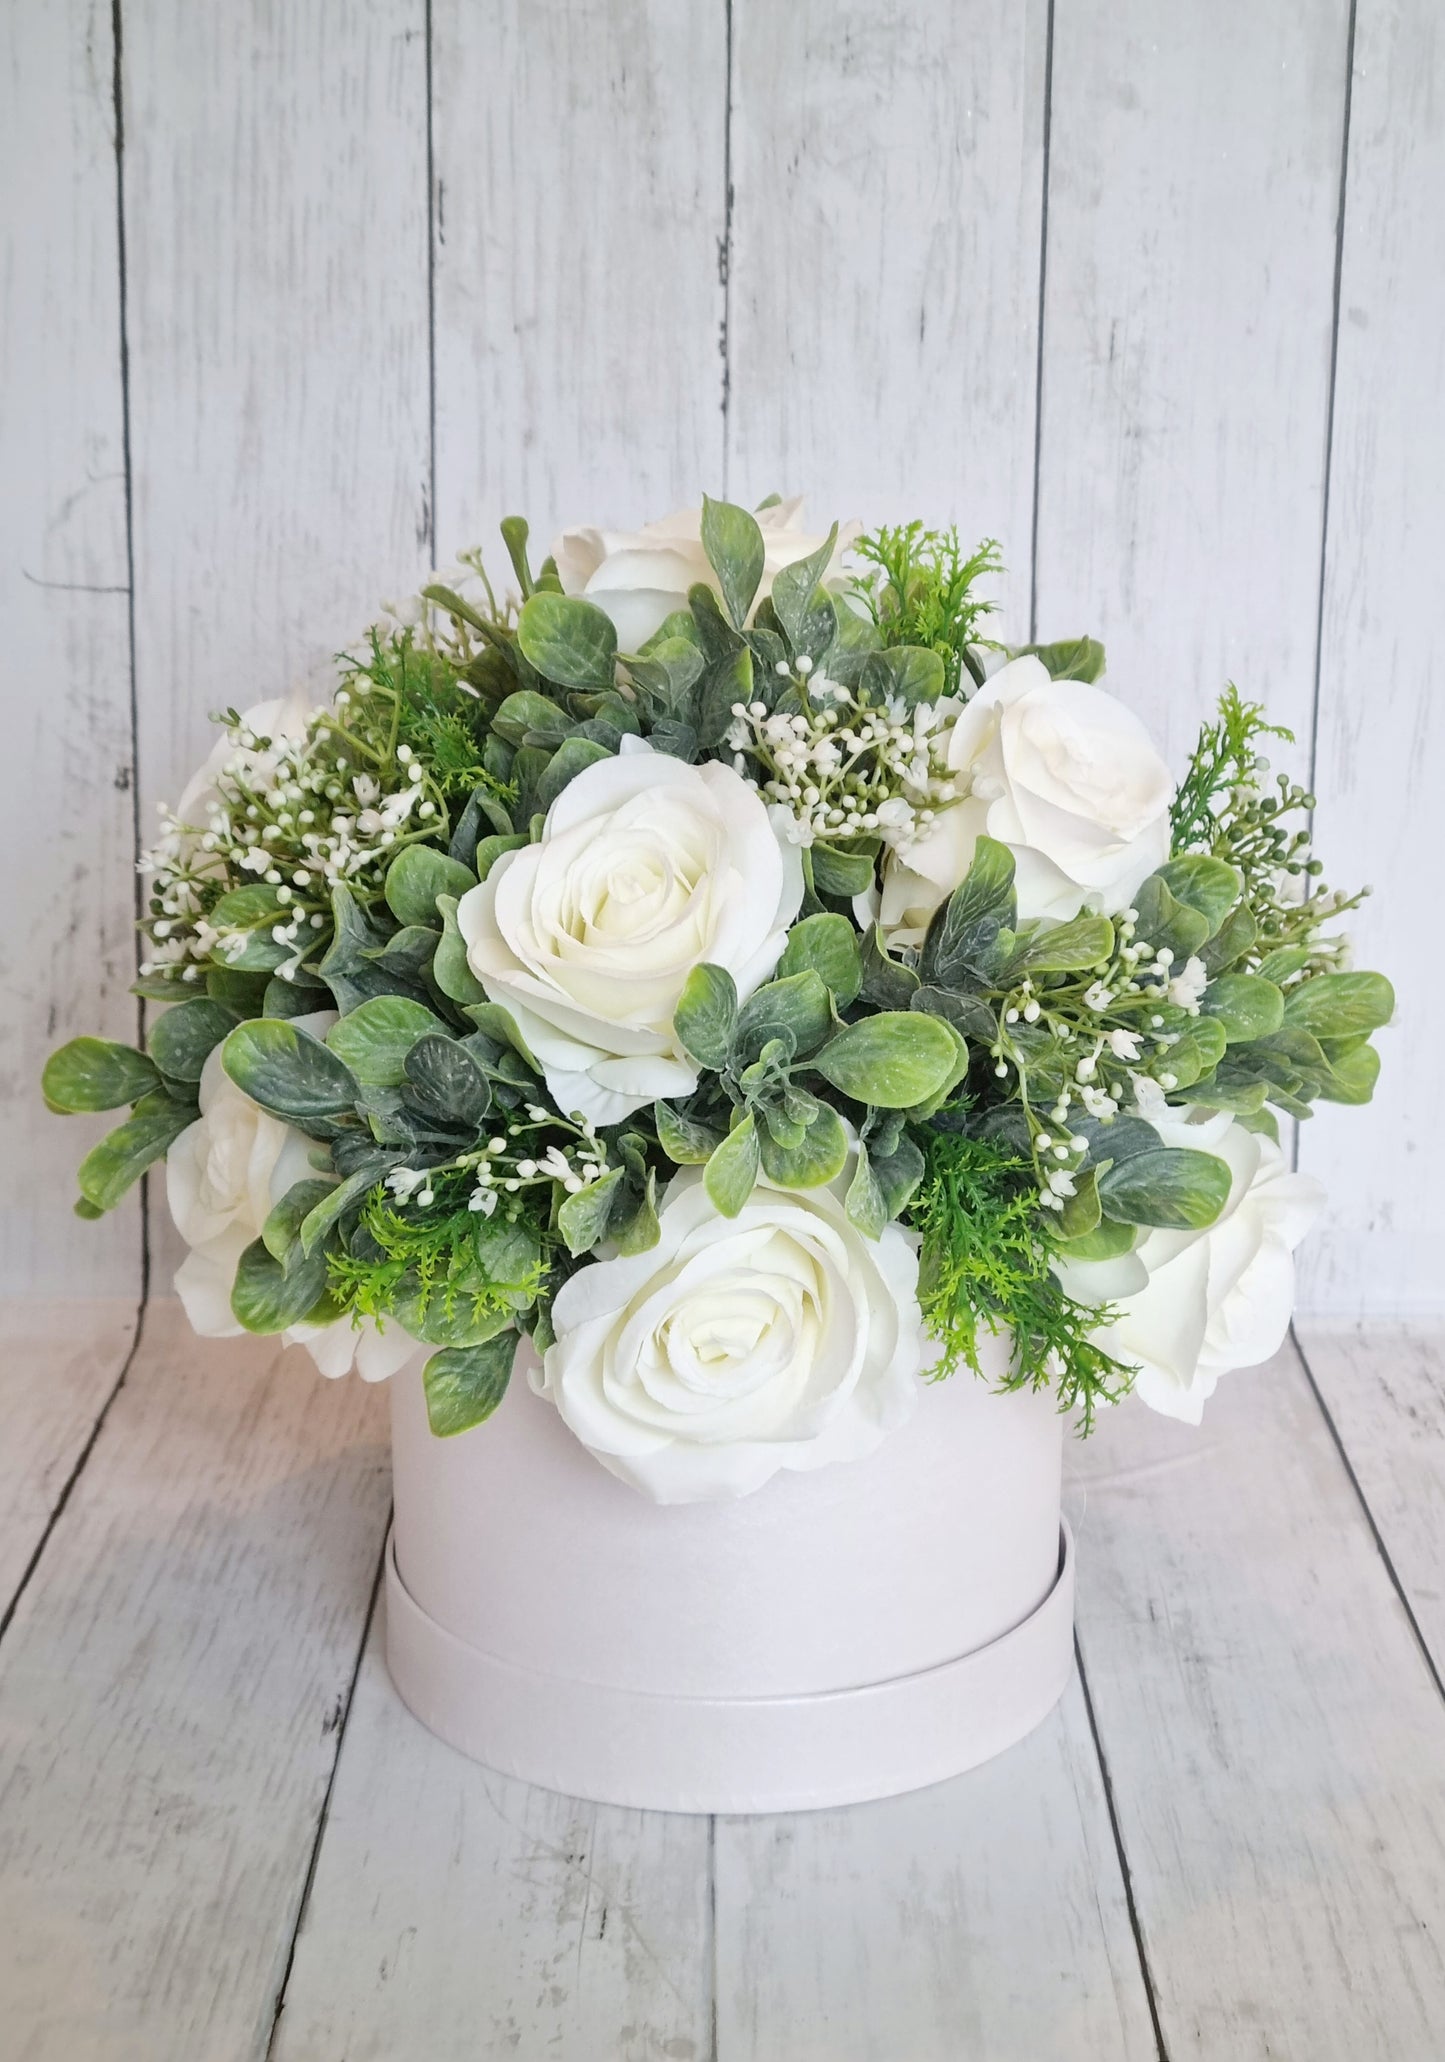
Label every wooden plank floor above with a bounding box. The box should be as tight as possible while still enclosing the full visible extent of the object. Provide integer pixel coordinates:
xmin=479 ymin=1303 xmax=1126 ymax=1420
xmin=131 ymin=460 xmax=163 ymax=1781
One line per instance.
xmin=1 ymin=1299 xmax=1443 ymax=2060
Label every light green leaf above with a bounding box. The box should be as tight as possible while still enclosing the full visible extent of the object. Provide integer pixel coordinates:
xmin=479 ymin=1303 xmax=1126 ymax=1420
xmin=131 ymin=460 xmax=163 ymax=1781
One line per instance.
xmin=813 ymin=1011 xmax=958 ymax=1108
xmin=844 ymin=1140 xmax=887 ymax=1238
xmin=463 ymin=1000 xmax=540 ymax=1072
xmin=1282 ymin=970 xmax=1394 ymax=1039
xmin=1200 ymin=972 xmax=1285 ymax=1044
xmin=1132 ymin=874 xmax=1211 ymax=961
xmin=757 ymin=1102 xmax=849 ymax=1188
xmin=327 ymin=996 xmax=446 ymax=1088
xmin=701 ymin=495 xmax=766 ymax=628
xmin=863 ymin=644 xmax=946 ymax=708
xmin=556 ymin=1166 xmax=626 ymax=1255
xmin=1057 ymin=1214 xmax=1137 ymax=1263
xmin=423 ymin=1333 xmax=517 ymax=1437
xmin=433 ymin=893 xmax=488 ymax=1006
xmin=1098 ymin=1146 xmax=1232 ymax=1229
xmin=207 ymin=883 xmax=291 ymax=970
xmin=76 ymin=1090 xmax=197 ymax=1210
xmin=384 ymin=844 xmax=477 ymax=926
xmin=1318 ymin=1041 xmax=1381 ymax=1105
xmin=704 ymin=1112 xmax=760 ymax=1216
xmin=1155 ymin=856 xmax=1244 ymax=937
xmin=222 ymin=1019 xmax=359 ymax=1122
xmin=491 ymin=689 xmax=571 ymax=747
xmin=1056 ymin=1165 xmax=1102 ymax=1240
xmin=674 ymin=963 xmax=739 ymax=1070
xmin=808 ymin=841 xmax=875 ymax=898
xmin=735 ymin=970 xmax=832 ymax=1062
xmin=1015 ymin=914 xmax=1115 ymax=976
xmin=777 ymin=913 xmax=863 ymax=1004
xmin=474 ymin=831 xmax=528 ymax=881
xmin=516 ymin=591 xmax=618 ymax=690
xmin=43 ymin=1037 xmax=159 ymax=1113
xmin=654 ymin=1101 xmax=726 ymax=1164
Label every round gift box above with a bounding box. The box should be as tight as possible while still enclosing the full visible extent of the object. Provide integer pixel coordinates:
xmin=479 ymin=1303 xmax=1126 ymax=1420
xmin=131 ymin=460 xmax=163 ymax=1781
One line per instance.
xmin=384 ymin=1332 xmax=1075 ymax=1813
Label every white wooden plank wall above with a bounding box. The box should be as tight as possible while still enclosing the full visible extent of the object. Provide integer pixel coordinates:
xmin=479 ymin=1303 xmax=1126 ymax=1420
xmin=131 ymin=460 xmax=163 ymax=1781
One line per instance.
xmin=1 ymin=10 xmax=1440 ymax=1284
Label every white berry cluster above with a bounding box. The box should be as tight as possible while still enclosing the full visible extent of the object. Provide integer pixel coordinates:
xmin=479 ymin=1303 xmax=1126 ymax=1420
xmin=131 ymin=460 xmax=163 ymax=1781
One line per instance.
xmin=384 ymin=1106 xmax=610 ymax=1220
xmin=725 ymin=660 xmax=960 ymax=852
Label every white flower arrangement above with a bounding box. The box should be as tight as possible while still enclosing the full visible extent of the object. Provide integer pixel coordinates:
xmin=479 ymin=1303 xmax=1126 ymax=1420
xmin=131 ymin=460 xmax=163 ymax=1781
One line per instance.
xmin=45 ymin=499 xmax=1392 ymax=1502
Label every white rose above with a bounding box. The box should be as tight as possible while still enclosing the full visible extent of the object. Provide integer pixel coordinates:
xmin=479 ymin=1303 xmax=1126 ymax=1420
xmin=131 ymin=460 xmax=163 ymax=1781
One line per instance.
xmin=456 ymin=739 xmax=803 ymax=1126
xmin=1054 ymin=1111 xmax=1323 ymax=1425
xmin=552 ymin=496 xmax=862 ymax=652
xmin=536 ymin=1161 xmax=926 ymax=1503
xmin=879 ymin=655 xmax=1174 ymax=941
xmin=166 ymin=1010 xmax=415 ymax=1381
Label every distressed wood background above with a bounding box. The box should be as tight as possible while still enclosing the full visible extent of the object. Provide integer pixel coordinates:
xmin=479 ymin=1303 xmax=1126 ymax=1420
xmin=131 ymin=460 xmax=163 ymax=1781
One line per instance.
xmin=4 ymin=0 xmax=1439 ymax=1310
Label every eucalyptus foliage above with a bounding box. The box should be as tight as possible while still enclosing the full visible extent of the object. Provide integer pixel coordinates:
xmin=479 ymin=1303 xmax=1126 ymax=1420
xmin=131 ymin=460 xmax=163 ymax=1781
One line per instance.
xmin=44 ymin=500 xmax=1390 ymax=1435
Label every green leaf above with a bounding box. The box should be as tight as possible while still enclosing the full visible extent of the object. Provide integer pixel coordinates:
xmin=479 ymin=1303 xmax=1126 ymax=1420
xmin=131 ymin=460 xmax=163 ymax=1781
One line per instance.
xmin=1283 ymin=971 xmax=1394 ymax=1039
xmin=1200 ymin=972 xmax=1285 ymax=1044
xmin=515 ymin=591 xmax=618 ymax=689
xmin=222 ymin=1019 xmax=359 ymax=1122
xmin=43 ymin=1037 xmax=158 ymax=1113
xmin=844 ymin=1140 xmax=888 ymax=1238
xmin=777 ymin=913 xmax=863 ymax=1004
xmin=735 ymin=970 xmax=832 ymax=1062
xmin=230 ymin=1235 xmax=331 ymax=1333
xmin=1016 ymin=636 xmax=1105 ymax=682
xmin=704 ymin=1112 xmax=760 ymax=1216
xmin=423 ymin=1333 xmax=517 ymax=1437
xmin=299 ymin=1167 xmax=381 ymax=1255
xmin=393 ymin=1280 xmax=516 ymax=1349
xmin=206 ymin=967 xmax=271 ymax=1012
xmin=808 ymin=841 xmax=875 ymax=898
xmin=674 ymin=963 xmax=738 ymax=1070
xmin=771 ymin=524 xmax=839 ymax=648
xmin=701 ymin=495 xmax=766 ymax=628
xmin=491 ymin=689 xmax=572 ymax=747
xmin=433 ymin=893 xmax=488 ymax=1006
xmin=327 ymin=996 xmax=447 ymax=1088
xmin=921 ymin=836 xmax=1017 ymax=981
xmin=899 ymin=1016 xmax=970 ymax=1121
xmin=1057 ymin=1214 xmax=1137 ymax=1263
xmin=207 ymin=884 xmax=291 ymax=970
xmin=1098 ymin=1146 xmax=1233 ymax=1230
xmin=556 ymin=1166 xmax=626 ymax=1255
xmin=500 ymin=514 xmax=535 ymax=596
xmin=1015 ymin=914 xmax=1115 ymax=976
xmin=869 ymin=1134 xmax=925 ymax=1217
xmin=1201 ymin=900 xmax=1258 ymax=975
xmin=862 ymin=644 xmax=946 ymax=708
xmin=385 ymin=844 xmax=477 ymax=926
xmin=654 ymin=1100 xmax=726 ymax=1164
xmin=1154 ymin=856 xmax=1243 ymax=937
xmin=403 ymin=1035 xmax=490 ymax=1128
xmin=696 ymin=643 xmax=756 ymax=749
xmin=1056 ymin=1165 xmax=1103 ymax=1241
xmin=474 ymin=831 xmax=528 ymax=881
xmin=1132 ymin=875 xmax=1210 ymax=961
xmin=612 ymin=1168 xmax=661 ymax=1254
xmin=813 ymin=1012 xmax=958 ymax=1109
xmin=264 ymin=976 xmax=326 ymax=1019
xmin=860 ymin=924 xmax=920 ymax=1008
xmin=463 ymin=1000 xmax=540 ymax=1072
xmin=756 ymin=1102 xmax=849 ymax=1188
xmin=535 ymin=735 xmax=613 ymax=814
xmin=1255 ymin=946 xmax=1313 ymax=986
xmin=262 ymin=1178 xmax=337 ymax=1262
xmin=1318 ymin=1041 xmax=1381 ymax=1105
xmin=147 ymin=1000 xmax=240 ymax=1083
xmin=76 ymin=1090 xmax=197 ymax=1210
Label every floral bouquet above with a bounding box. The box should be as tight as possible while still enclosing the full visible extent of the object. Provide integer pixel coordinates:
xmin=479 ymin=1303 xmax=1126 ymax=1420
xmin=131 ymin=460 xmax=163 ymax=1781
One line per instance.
xmin=44 ymin=499 xmax=1391 ymax=1505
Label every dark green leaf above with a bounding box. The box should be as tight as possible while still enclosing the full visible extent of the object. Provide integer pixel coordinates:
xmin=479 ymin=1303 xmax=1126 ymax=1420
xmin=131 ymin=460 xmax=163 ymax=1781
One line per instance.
xmin=147 ymin=1000 xmax=239 ymax=1083
xmin=1154 ymin=856 xmax=1243 ymax=937
xmin=433 ymin=893 xmax=488 ymax=1006
xmin=735 ymin=970 xmax=832 ymax=1062
xmin=403 ymin=1035 xmax=490 ymax=1128
xmin=535 ymin=735 xmax=613 ymax=813
xmin=556 ymin=1167 xmax=626 ymax=1255
xmin=222 ymin=1019 xmax=359 ymax=1122
xmin=1015 ymin=636 xmax=1105 ymax=682
xmin=808 ymin=841 xmax=875 ymax=897
xmin=262 ymin=1177 xmax=336 ymax=1262
xmin=862 ymin=644 xmax=945 ymax=708
xmin=654 ymin=1100 xmax=726 ymax=1164
xmin=231 ymin=1235 xmax=332 ymax=1333
xmin=700 ymin=495 xmax=766 ymax=628
xmin=1098 ymin=1146 xmax=1233 ymax=1229
xmin=861 ymin=924 xmax=920 ymax=1008
xmin=1201 ymin=973 xmax=1285 ymax=1044
xmin=770 ymin=524 xmax=838 ymax=647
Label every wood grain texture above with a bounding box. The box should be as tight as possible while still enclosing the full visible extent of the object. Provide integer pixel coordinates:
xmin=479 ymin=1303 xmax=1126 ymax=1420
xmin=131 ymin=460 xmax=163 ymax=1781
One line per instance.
xmin=272 ymin=1627 xmax=712 ymax=2062
xmin=712 ymin=1672 xmax=1157 ymax=2062
xmin=121 ymin=0 xmax=433 ymax=1282
xmin=726 ymin=0 xmax=1048 ymax=638
xmin=1294 ymin=1322 xmax=1445 ymax=1678
xmin=1295 ymin=0 xmax=1445 ymax=1315
xmin=0 ymin=0 xmax=141 ymax=1297
xmin=0 ymin=1299 xmax=138 ymax=1622
xmin=1073 ymin=1340 xmax=1445 ymax=2059
xmin=1035 ymin=0 xmax=1351 ymax=761
xmin=0 ymin=1298 xmax=390 ymax=2062
xmin=431 ymin=0 xmax=728 ymax=561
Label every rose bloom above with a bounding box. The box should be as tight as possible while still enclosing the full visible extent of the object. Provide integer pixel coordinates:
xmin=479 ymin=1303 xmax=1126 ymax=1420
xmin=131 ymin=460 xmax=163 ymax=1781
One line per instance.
xmin=552 ymin=497 xmax=862 ymax=653
xmin=536 ymin=1161 xmax=927 ymax=1503
xmin=1053 ymin=1110 xmax=1323 ymax=1424
xmin=879 ymin=655 xmax=1174 ymax=941
xmin=166 ymin=1010 xmax=415 ymax=1380
xmin=457 ymin=740 xmax=802 ymax=1126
